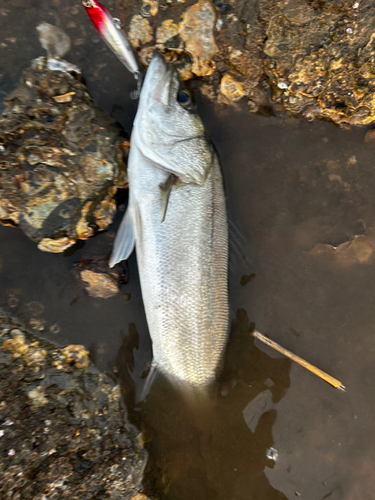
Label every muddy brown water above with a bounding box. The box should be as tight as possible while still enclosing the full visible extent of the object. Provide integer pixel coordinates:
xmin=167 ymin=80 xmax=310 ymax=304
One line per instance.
xmin=1 ymin=1 xmax=375 ymax=499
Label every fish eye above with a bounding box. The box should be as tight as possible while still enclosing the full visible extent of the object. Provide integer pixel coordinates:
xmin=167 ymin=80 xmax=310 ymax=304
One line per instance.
xmin=177 ymin=90 xmax=191 ymax=107
xmin=82 ymin=0 xmax=94 ymax=7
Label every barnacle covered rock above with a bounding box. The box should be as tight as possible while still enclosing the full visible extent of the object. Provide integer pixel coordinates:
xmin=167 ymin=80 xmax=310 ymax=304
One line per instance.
xmin=0 ymin=57 xmax=127 ymax=251
xmin=0 ymin=310 xmax=148 ymax=499
xmin=129 ymin=14 xmax=153 ymax=48
xmin=178 ymin=0 xmax=218 ymax=77
xmin=119 ymin=0 xmax=375 ymax=125
xmin=60 ymin=344 xmax=90 ymax=369
xmin=80 ymin=269 xmax=120 ymax=299
xmin=220 ymin=74 xmax=247 ymax=102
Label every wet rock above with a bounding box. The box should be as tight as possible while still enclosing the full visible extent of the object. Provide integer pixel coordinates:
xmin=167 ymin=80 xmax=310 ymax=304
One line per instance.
xmin=36 ymin=22 xmax=71 ymax=58
xmin=156 ymin=20 xmax=179 ymax=46
xmin=308 ymin=235 xmax=374 ymax=267
xmin=129 ymin=14 xmax=153 ymax=48
xmin=0 ymin=310 xmax=148 ymax=500
xmin=220 ymin=74 xmax=247 ymax=102
xmin=80 ymin=269 xmax=120 ymax=299
xmin=119 ymin=0 xmax=375 ymax=125
xmin=28 ymin=386 xmax=48 ymax=408
xmin=0 ymin=57 xmax=127 ymax=251
xmin=38 ymin=237 xmax=76 ymax=253
xmin=178 ymin=0 xmax=218 ymax=77
xmin=60 ymin=344 xmax=90 ymax=369
xmin=142 ymin=0 xmax=159 ymax=17
xmin=2 ymin=328 xmax=47 ymax=366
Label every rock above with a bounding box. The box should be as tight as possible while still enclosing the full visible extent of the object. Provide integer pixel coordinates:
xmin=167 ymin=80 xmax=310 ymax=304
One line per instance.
xmin=80 ymin=269 xmax=120 ymax=299
xmin=60 ymin=344 xmax=90 ymax=369
xmin=142 ymin=0 xmax=159 ymax=17
xmin=156 ymin=20 xmax=179 ymax=46
xmin=178 ymin=0 xmax=218 ymax=77
xmin=220 ymin=74 xmax=247 ymax=102
xmin=119 ymin=0 xmax=375 ymax=125
xmin=28 ymin=386 xmax=48 ymax=408
xmin=2 ymin=328 xmax=47 ymax=366
xmin=0 ymin=57 xmax=127 ymax=251
xmin=38 ymin=237 xmax=76 ymax=253
xmin=0 ymin=310 xmax=148 ymax=500
xmin=36 ymin=22 xmax=71 ymax=58
xmin=308 ymin=235 xmax=374 ymax=267
xmin=128 ymin=14 xmax=153 ymax=48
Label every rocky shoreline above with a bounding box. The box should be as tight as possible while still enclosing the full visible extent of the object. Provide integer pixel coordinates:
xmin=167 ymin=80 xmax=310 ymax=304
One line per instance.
xmin=0 ymin=310 xmax=150 ymax=500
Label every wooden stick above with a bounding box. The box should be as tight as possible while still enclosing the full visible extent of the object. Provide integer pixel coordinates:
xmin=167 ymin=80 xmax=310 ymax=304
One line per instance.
xmin=252 ymin=330 xmax=346 ymax=392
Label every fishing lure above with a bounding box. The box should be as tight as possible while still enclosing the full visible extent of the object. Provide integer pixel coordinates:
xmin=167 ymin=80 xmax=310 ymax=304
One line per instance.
xmin=82 ymin=0 xmax=142 ymax=93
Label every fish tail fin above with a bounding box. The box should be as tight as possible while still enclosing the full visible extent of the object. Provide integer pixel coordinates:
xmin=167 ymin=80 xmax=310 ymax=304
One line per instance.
xmin=109 ymin=206 xmax=135 ymax=268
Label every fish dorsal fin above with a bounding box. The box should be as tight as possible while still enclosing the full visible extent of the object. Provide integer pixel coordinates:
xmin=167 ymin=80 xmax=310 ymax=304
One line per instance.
xmin=108 ymin=206 xmax=136 ymax=268
xmin=159 ymin=173 xmax=175 ymax=223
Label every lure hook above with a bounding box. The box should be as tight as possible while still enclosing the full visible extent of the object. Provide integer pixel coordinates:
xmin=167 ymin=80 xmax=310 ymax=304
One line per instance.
xmin=112 ymin=17 xmax=123 ymax=29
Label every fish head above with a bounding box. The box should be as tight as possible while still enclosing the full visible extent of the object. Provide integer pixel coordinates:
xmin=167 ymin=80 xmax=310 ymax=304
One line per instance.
xmin=135 ymin=54 xmax=213 ymax=186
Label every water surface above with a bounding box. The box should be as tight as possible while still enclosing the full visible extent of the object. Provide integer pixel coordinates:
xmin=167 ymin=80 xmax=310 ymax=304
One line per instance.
xmin=1 ymin=2 xmax=375 ymax=499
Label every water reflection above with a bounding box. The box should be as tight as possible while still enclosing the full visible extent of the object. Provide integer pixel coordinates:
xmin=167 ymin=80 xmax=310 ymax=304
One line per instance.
xmin=118 ymin=308 xmax=291 ymax=500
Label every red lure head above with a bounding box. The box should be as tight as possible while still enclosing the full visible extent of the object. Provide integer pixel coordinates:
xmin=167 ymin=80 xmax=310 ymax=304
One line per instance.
xmin=82 ymin=0 xmax=109 ymax=34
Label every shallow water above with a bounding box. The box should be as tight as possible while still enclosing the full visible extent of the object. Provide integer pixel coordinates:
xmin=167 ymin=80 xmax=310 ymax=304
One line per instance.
xmin=2 ymin=1 xmax=375 ymax=499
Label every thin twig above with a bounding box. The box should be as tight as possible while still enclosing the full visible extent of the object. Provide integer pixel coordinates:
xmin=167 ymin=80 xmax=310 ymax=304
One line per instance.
xmin=252 ymin=330 xmax=345 ymax=392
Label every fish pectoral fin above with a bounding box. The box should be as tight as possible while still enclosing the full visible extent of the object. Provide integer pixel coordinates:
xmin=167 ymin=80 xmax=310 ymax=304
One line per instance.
xmin=159 ymin=174 xmax=175 ymax=223
xmin=108 ymin=206 xmax=135 ymax=268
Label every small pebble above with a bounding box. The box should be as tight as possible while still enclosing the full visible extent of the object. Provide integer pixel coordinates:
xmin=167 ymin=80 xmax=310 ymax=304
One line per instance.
xmin=8 ymin=449 xmax=15 ymax=456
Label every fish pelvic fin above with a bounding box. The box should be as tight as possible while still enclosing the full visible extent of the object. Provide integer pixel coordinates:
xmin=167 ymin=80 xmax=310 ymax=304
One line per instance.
xmin=138 ymin=361 xmax=159 ymax=402
xmin=159 ymin=173 xmax=175 ymax=223
xmin=109 ymin=206 xmax=135 ymax=268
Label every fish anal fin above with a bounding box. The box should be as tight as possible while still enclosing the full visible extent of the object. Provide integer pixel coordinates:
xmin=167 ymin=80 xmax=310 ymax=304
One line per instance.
xmin=109 ymin=207 xmax=135 ymax=268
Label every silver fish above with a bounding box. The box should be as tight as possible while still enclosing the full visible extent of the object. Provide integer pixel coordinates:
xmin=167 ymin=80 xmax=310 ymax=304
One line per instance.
xmin=109 ymin=54 xmax=229 ymax=389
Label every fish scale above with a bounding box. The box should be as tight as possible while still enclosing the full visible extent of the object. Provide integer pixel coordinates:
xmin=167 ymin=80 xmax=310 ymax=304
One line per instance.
xmin=110 ymin=55 xmax=229 ymax=389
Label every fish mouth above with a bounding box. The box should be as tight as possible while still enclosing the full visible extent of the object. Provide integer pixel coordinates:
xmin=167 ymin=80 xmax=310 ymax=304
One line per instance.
xmin=142 ymin=54 xmax=178 ymax=106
